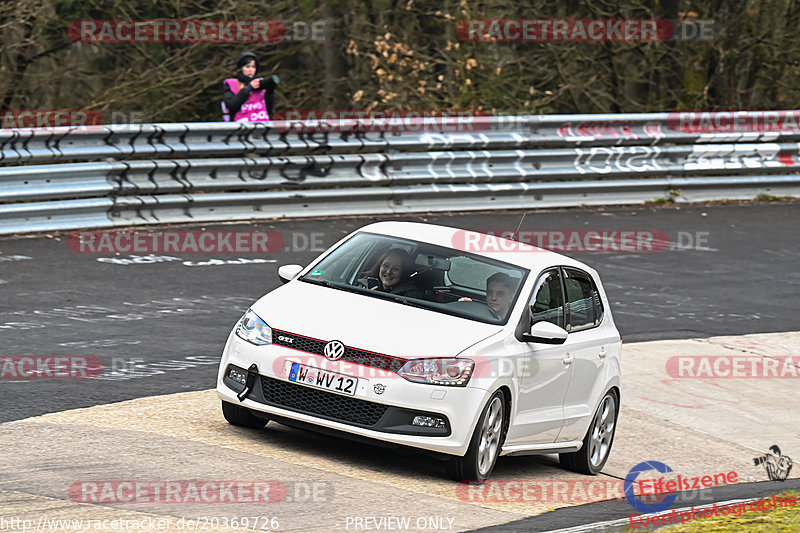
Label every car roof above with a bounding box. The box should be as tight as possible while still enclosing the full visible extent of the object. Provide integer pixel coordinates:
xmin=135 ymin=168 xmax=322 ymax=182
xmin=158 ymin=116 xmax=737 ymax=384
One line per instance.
xmin=357 ymin=221 xmax=594 ymax=274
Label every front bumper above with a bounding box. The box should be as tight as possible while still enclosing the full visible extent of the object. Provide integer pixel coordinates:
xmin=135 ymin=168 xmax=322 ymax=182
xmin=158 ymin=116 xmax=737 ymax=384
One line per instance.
xmin=216 ymin=334 xmax=491 ymax=456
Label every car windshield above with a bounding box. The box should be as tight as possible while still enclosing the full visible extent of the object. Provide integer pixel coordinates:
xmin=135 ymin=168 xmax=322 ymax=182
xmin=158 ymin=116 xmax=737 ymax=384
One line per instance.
xmin=298 ymin=232 xmax=529 ymax=324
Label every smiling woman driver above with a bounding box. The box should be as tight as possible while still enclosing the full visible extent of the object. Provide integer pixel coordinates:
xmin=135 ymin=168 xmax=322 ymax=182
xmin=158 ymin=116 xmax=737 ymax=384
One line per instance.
xmin=357 ymin=249 xmax=424 ymax=298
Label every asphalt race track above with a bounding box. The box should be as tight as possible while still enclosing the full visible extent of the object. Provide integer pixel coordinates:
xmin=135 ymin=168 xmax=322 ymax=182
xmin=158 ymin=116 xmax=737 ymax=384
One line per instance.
xmin=1 ymin=202 xmax=797 ymax=422
xmin=1 ymin=201 xmax=798 ymax=532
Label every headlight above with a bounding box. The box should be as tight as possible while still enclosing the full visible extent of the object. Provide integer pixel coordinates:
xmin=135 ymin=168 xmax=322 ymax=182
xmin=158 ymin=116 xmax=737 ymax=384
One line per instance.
xmin=397 ymin=358 xmax=474 ymax=387
xmin=235 ymin=309 xmax=272 ymax=345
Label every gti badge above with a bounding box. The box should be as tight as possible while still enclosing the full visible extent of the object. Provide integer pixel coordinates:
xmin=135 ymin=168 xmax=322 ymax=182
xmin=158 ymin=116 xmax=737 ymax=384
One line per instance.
xmin=374 ymin=383 xmax=386 ymax=395
xmin=323 ymin=340 xmax=345 ymax=361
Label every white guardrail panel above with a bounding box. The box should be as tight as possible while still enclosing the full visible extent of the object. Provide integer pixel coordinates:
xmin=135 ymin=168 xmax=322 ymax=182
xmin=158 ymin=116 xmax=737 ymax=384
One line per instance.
xmin=0 ymin=113 xmax=799 ymax=235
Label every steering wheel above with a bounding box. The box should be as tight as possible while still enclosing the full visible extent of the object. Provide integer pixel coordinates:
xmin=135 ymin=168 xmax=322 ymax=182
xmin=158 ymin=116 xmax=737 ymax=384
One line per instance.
xmin=448 ymin=299 xmax=501 ymax=320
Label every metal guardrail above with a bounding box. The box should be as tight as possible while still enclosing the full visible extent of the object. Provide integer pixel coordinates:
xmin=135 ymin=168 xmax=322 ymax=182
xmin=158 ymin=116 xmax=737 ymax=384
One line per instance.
xmin=1 ymin=114 xmax=799 ymax=235
xmin=5 ymin=114 xmax=800 ymax=164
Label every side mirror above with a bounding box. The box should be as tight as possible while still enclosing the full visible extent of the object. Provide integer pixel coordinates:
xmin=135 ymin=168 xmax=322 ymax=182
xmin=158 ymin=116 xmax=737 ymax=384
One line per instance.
xmin=277 ymin=264 xmax=303 ymax=284
xmin=522 ymin=321 xmax=568 ymax=344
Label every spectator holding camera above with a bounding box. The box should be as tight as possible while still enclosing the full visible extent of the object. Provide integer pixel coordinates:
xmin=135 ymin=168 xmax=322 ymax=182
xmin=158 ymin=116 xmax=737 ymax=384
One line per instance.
xmin=222 ymin=51 xmax=279 ymax=122
xmin=754 ymin=445 xmax=793 ymax=481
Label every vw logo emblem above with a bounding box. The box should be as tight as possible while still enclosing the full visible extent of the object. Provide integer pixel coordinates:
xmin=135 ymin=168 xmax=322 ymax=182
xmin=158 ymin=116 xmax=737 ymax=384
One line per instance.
xmin=323 ymin=340 xmax=345 ymax=361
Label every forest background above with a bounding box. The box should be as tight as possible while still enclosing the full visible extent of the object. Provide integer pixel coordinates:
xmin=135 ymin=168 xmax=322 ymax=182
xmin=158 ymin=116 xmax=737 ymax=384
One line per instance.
xmin=1 ymin=0 xmax=798 ymax=123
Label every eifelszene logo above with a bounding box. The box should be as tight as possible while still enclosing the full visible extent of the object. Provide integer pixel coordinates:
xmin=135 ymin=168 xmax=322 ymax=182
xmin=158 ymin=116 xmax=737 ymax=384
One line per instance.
xmin=624 ymin=461 xmax=678 ymax=513
xmin=623 ymin=461 xmax=739 ymax=514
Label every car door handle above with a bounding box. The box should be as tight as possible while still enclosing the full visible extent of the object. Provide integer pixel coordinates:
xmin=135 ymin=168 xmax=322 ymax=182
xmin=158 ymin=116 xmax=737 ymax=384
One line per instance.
xmin=599 ymin=347 xmax=608 ymax=359
xmin=563 ymin=352 xmax=574 ymax=365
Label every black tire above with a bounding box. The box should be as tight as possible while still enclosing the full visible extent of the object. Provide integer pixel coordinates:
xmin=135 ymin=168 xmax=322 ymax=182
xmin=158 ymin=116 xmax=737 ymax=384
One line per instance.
xmin=446 ymin=390 xmax=506 ymax=482
xmin=560 ymin=391 xmax=617 ymax=475
xmin=221 ymin=400 xmax=268 ymax=429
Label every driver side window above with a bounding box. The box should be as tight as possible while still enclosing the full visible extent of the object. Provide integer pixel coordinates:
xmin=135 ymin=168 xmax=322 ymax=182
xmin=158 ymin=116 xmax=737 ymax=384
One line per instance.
xmin=529 ymin=270 xmax=565 ymax=329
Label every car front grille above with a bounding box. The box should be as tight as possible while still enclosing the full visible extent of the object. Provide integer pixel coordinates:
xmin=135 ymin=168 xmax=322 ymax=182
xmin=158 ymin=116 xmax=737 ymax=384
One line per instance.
xmin=260 ymin=376 xmax=389 ymax=427
xmin=272 ymin=330 xmax=407 ymax=372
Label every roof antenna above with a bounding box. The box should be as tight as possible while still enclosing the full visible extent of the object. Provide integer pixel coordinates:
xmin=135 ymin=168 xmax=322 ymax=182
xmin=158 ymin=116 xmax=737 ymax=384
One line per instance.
xmin=510 ymin=211 xmax=527 ymax=241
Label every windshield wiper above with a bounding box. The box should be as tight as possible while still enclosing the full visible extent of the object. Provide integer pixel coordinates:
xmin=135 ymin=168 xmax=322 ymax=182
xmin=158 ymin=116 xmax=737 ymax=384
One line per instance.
xmin=386 ymin=294 xmax=428 ymax=310
xmin=300 ymin=277 xmax=363 ymax=295
xmin=300 ymin=278 xmax=427 ymax=308
xmin=299 ymin=277 xmax=331 ymax=287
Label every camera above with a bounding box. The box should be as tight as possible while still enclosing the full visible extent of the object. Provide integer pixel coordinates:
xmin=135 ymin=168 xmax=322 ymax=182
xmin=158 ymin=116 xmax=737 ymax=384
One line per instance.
xmin=754 ymin=445 xmax=783 ymax=466
xmin=254 ymin=75 xmax=280 ymax=91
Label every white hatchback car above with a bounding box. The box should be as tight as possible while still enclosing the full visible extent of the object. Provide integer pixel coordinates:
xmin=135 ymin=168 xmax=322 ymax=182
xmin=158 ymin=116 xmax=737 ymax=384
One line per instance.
xmin=217 ymin=222 xmax=621 ymax=481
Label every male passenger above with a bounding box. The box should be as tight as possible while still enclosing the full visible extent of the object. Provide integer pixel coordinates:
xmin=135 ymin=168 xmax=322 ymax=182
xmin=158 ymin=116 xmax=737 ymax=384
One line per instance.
xmin=459 ymin=272 xmax=517 ymax=318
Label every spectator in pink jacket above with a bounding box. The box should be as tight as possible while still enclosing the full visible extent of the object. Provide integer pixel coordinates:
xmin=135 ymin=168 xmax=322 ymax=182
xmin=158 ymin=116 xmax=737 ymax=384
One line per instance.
xmin=222 ymin=51 xmax=278 ymax=122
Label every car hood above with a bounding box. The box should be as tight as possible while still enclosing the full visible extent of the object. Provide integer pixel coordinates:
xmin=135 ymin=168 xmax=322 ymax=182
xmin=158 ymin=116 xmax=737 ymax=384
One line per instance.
xmin=251 ymin=280 xmax=504 ymax=358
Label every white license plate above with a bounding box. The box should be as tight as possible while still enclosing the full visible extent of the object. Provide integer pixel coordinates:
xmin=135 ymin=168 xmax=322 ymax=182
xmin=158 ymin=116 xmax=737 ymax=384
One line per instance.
xmin=288 ymin=362 xmax=358 ymax=396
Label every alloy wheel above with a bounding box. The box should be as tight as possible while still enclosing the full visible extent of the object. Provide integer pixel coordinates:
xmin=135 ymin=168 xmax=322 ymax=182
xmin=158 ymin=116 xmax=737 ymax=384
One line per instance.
xmin=589 ymin=394 xmax=616 ymax=468
xmin=477 ymin=396 xmax=504 ymax=476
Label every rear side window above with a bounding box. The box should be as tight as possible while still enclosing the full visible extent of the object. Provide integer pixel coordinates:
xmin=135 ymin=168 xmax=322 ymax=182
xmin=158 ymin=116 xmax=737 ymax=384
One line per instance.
xmin=563 ymin=268 xmax=604 ymax=331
